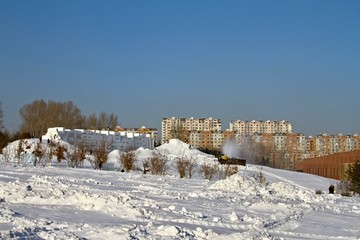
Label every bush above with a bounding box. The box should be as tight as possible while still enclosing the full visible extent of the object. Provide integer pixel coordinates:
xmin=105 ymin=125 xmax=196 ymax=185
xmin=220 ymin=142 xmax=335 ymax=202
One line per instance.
xmin=149 ymin=152 xmax=168 ymax=175
xmin=94 ymin=142 xmax=108 ymax=170
xmin=176 ymin=156 xmax=197 ymax=178
xmin=33 ymin=142 xmax=44 ymax=166
xmin=56 ymin=144 xmax=67 ymax=164
xmin=176 ymin=157 xmax=188 ymax=178
xmin=337 ymin=181 xmax=353 ymax=197
xmin=315 ymin=189 xmax=323 ymax=195
xmin=254 ymin=166 xmax=267 ymax=186
xmin=218 ymin=165 xmax=238 ymax=179
xmin=200 ymin=164 xmax=218 ymax=180
xmin=120 ymin=151 xmax=137 ymax=172
xmin=67 ymin=143 xmax=85 ymax=168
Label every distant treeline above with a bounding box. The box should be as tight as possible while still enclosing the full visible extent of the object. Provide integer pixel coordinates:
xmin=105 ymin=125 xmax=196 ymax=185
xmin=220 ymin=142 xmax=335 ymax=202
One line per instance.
xmin=0 ymin=99 xmax=119 ymax=148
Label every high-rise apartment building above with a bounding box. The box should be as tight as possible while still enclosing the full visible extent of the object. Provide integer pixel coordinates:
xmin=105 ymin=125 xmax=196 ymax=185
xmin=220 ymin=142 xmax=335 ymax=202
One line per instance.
xmin=307 ymin=133 xmax=360 ymax=158
xmin=161 ymin=117 xmax=221 ymax=144
xmin=162 ymin=117 xmax=359 ymax=171
xmin=229 ymin=120 xmax=293 ymax=135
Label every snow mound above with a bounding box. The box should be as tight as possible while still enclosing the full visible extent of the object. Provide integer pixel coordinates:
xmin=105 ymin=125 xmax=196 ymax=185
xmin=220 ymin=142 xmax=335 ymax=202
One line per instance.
xmin=208 ymin=171 xmax=267 ymax=196
xmin=269 ymin=181 xmax=320 ymax=203
xmin=157 ymin=139 xmax=218 ymax=165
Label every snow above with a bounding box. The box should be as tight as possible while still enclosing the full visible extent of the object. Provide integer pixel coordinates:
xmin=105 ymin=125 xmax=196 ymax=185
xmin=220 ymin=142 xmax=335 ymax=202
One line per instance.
xmin=0 ymin=138 xmax=359 ymax=239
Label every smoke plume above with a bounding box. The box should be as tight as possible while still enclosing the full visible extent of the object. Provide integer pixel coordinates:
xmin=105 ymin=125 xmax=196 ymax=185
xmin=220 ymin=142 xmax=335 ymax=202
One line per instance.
xmin=222 ymin=139 xmax=240 ymax=159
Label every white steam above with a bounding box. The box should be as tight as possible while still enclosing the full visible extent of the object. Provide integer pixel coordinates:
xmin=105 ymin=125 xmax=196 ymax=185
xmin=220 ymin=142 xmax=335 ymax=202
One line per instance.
xmin=222 ymin=139 xmax=241 ymax=159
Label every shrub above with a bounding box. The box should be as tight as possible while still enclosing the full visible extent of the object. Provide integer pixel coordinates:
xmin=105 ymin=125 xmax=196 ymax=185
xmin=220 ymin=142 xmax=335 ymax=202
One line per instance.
xmin=149 ymin=152 xmax=168 ymax=175
xmin=94 ymin=145 xmax=107 ymax=170
xmin=218 ymin=165 xmax=239 ymax=179
xmin=201 ymin=164 xmax=218 ymax=180
xmin=176 ymin=156 xmax=197 ymax=178
xmin=315 ymin=189 xmax=323 ymax=195
xmin=33 ymin=142 xmax=44 ymax=166
xmin=68 ymin=143 xmax=86 ymax=168
xmin=56 ymin=144 xmax=67 ymax=164
xmin=254 ymin=166 xmax=267 ymax=186
xmin=224 ymin=165 xmax=238 ymax=178
xmin=120 ymin=151 xmax=137 ymax=172
xmin=176 ymin=157 xmax=188 ymax=178
xmin=337 ymin=181 xmax=353 ymax=197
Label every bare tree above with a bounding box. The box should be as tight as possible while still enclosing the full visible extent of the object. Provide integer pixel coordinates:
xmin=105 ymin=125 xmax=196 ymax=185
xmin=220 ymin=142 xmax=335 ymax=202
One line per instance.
xmin=20 ymin=99 xmax=47 ymax=137
xmin=84 ymin=112 xmax=119 ymax=130
xmin=98 ymin=112 xmax=108 ymax=130
xmin=19 ymin=100 xmax=84 ymax=137
xmin=0 ymin=130 xmax=10 ymax=150
xmin=107 ymin=113 xmax=118 ymax=130
xmin=86 ymin=113 xmax=98 ymax=129
xmin=60 ymin=101 xmax=84 ymax=128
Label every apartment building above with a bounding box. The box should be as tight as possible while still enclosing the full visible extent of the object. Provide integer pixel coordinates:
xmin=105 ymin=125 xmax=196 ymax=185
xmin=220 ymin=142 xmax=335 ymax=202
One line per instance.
xmin=161 ymin=117 xmax=221 ymax=144
xmin=116 ymin=126 xmax=158 ymax=146
xmin=229 ymin=120 xmax=293 ymax=135
xmin=43 ymin=127 xmax=155 ymax=152
xmin=307 ymin=134 xmax=360 ymax=158
xmin=162 ymin=117 xmax=359 ymax=171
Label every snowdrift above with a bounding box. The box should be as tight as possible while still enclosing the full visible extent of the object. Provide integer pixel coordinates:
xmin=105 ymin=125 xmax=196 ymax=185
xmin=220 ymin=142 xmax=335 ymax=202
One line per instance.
xmin=0 ymin=138 xmax=359 ymax=239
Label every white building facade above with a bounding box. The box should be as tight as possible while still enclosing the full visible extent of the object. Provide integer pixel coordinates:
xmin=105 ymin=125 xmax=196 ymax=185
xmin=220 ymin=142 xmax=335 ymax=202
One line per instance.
xmin=229 ymin=120 xmax=293 ymax=135
xmin=43 ymin=127 xmax=154 ymax=152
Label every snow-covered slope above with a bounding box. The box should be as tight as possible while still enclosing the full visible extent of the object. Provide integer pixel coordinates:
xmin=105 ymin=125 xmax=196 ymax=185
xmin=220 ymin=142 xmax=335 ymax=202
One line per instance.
xmin=0 ymin=139 xmax=359 ymax=239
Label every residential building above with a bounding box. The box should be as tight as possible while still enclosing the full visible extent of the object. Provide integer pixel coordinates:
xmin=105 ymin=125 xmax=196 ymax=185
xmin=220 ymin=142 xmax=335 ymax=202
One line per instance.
xmin=229 ymin=120 xmax=293 ymax=135
xmin=116 ymin=126 xmax=158 ymax=146
xmin=161 ymin=117 xmax=221 ymax=144
xmin=43 ymin=127 xmax=154 ymax=152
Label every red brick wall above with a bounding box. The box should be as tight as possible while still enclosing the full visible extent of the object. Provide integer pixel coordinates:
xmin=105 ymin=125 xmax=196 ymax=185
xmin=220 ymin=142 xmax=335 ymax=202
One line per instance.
xmin=296 ymin=150 xmax=360 ymax=180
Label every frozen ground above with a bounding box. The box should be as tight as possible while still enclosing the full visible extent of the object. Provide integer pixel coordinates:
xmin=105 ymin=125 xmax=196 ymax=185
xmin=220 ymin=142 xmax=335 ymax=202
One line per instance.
xmin=0 ymin=139 xmax=359 ymax=239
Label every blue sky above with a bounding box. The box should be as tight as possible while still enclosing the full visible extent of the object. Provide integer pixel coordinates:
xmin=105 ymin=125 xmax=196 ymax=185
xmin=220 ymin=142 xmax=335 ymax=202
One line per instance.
xmin=1 ymin=0 xmax=359 ymax=135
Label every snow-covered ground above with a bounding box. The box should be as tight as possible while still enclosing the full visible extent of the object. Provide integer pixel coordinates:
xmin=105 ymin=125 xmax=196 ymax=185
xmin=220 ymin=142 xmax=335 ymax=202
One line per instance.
xmin=0 ymin=139 xmax=359 ymax=239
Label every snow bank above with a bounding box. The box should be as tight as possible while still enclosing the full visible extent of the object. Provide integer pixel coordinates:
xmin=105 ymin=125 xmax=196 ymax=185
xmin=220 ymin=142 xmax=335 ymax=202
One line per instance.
xmin=1 ymin=138 xmax=359 ymax=239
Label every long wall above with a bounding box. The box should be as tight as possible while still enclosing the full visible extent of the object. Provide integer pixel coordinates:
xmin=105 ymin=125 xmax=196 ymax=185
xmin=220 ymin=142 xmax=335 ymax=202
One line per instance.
xmin=43 ymin=127 xmax=154 ymax=152
xmin=296 ymin=150 xmax=360 ymax=180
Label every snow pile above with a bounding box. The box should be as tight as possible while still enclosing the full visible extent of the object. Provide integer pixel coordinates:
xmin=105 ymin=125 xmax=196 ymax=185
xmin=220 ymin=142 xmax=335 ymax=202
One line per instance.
xmin=157 ymin=139 xmax=218 ymax=165
xmin=208 ymin=171 xmax=263 ymax=194
xmin=269 ymin=181 xmax=319 ymax=203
